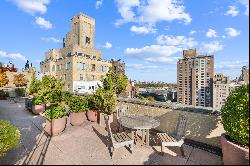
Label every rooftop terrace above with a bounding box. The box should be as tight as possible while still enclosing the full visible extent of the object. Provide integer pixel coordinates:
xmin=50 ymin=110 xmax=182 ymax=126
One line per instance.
xmin=0 ymin=100 xmax=223 ymax=165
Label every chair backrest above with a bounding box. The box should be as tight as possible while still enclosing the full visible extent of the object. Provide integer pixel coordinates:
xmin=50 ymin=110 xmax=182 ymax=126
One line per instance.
xmin=175 ymin=114 xmax=188 ymax=140
xmin=116 ymin=105 xmax=129 ymax=119
xmin=104 ymin=115 xmax=115 ymax=145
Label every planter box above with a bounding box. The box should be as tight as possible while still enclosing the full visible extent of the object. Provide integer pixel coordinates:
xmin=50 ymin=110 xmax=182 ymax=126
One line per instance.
xmin=98 ymin=113 xmax=113 ymax=128
xmin=70 ymin=112 xmax=85 ymax=126
xmin=32 ymin=104 xmax=45 ymax=115
xmin=86 ymin=110 xmax=98 ymax=122
xmin=44 ymin=116 xmax=67 ymax=136
xmin=221 ymin=133 xmax=249 ymax=165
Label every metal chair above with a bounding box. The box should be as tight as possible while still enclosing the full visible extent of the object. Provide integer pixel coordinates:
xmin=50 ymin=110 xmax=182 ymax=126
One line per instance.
xmin=156 ymin=114 xmax=188 ymax=157
xmin=104 ymin=115 xmax=134 ymax=159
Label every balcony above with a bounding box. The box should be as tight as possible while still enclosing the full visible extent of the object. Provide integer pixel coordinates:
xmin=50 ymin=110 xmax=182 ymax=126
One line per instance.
xmin=0 ymin=100 xmax=223 ymax=165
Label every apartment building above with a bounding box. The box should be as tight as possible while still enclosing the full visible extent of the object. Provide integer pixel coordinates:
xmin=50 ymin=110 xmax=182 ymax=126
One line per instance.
xmin=40 ymin=13 xmax=111 ymax=92
xmin=213 ymin=73 xmax=230 ymax=111
xmin=177 ymin=49 xmax=214 ymax=107
xmin=239 ymin=66 xmax=249 ymax=83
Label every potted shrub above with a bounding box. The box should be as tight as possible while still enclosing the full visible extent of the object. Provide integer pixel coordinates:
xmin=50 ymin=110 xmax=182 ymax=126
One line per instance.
xmin=86 ymin=94 xmax=98 ymax=122
xmin=220 ymin=84 xmax=249 ymax=165
xmin=43 ymin=103 xmax=67 ymax=136
xmin=32 ymin=96 xmax=45 ymax=115
xmin=69 ymin=96 xmax=88 ymax=126
xmin=0 ymin=120 xmax=20 ymax=157
xmin=0 ymin=90 xmax=8 ymax=100
xmin=94 ymin=89 xmax=117 ymax=127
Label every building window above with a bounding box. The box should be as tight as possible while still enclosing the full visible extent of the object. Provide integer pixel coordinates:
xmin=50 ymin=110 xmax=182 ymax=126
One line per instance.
xmin=86 ymin=37 xmax=90 ymax=44
xmin=66 ymin=62 xmax=71 ymax=70
xmin=91 ymin=75 xmax=94 ymax=80
xmin=64 ymin=74 xmax=66 ymax=80
xmin=80 ymin=74 xmax=83 ymax=80
xmin=102 ymin=66 xmax=108 ymax=72
xmin=57 ymin=65 xmax=60 ymax=71
xmin=91 ymin=64 xmax=96 ymax=71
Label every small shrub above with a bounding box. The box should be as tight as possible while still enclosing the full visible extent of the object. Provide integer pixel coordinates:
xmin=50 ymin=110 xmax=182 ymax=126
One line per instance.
xmin=69 ymin=96 xmax=88 ymax=113
xmin=32 ymin=96 xmax=45 ymax=105
xmin=44 ymin=103 xmax=66 ymax=120
xmin=0 ymin=120 xmax=20 ymax=157
xmin=221 ymin=83 xmax=249 ymax=146
xmin=61 ymin=91 xmax=72 ymax=105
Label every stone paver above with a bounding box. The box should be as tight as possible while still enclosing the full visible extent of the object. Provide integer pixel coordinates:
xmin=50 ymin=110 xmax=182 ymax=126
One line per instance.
xmin=0 ymin=100 xmax=223 ymax=165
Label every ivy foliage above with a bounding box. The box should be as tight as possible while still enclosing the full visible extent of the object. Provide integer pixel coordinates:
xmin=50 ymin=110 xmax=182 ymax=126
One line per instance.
xmin=69 ymin=96 xmax=89 ymax=113
xmin=44 ymin=103 xmax=67 ymax=120
xmin=0 ymin=120 xmax=20 ymax=157
xmin=221 ymin=83 xmax=249 ymax=146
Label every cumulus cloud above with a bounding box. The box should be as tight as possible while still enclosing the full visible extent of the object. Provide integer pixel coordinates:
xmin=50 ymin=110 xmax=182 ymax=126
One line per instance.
xmin=215 ymin=59 xmax=249 ymax=70
xmin=130 ymin=25 xmax=156 ymax=34
xmin=115 ymin=0 xmax=191 ymax=28
xmin=0 ymin=50 xmax=27 ymax=62
xmin=96 ymin=0 xmax=103 ymax=9
xmin=103 ymin=42 xmax=112 ymax=48
xmin=224 ymin=28 xmax=240 ymax=37
xmin=225 ymin=6 xmax=239 ymax=16
xmin=35 ymin=17 xmax=52 ymax=29
xmin=41 ymin=37 xmax=61 ymax=43
xmin=202 ymin=41 xmax=223 ymax=53
xmin=156 ymin=35 xmax=197 ymax=47
xmin=189 ymin=30 xmax=196 ymax=35
xmin=206 ymin=29 xmax=217 ymax=38
xmin=8 ymin=0 xmax=50 ymax=15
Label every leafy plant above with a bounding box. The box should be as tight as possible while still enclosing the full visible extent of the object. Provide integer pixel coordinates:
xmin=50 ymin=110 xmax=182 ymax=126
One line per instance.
xmin=13 ymin=73 xmax=28 ymax=87
xmin=44 ymin=103 xmax=66 ymax=120
xmin=87 ymin=94 xmax=98 ymax=110
xmin=221 ymin=83 xmax=249 ymax=146
xmin=69 ymin=96 xmax=88 ymax=113
xmin=93 ymin=88 xmax=117 ymax=115
xmin=15 ymin=88 xmax=25 ymax=97
xmin=26 ymin=72 xmax=41 ymax=96
xmin=0 ymin=120 xmax=20 ymax=157
xmin=0 ymin=90 xmax=9 ymax=98
xmin=32 ymin=96 xmax=45 ymax=105
xmin=61 ymin=91 xmax=72 ymax=105
xmin=0 ymin=72 xmax=9 ymax=87
xmin=102 ymin=69 xmax=128 ymax=95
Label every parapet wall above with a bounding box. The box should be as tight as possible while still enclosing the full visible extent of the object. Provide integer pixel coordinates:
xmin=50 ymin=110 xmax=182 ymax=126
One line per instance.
xmin=117 ymin=98 xmax=225 ymax=148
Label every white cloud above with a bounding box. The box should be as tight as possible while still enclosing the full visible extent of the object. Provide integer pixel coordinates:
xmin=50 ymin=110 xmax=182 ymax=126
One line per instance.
xmin=96 ymin=0 xmax=103 ymax=9
xmin=156 ymin=35 xmax=198 ymax=47
xmin=126 ymin=63 xmax=159 ymax=70
xmin=225 ymin=6 xmax=239 ymax=17
xmin=115 ymin=0 xmax=191 ymax=26
xmin=35 ymin=17 xmax=52 ymax=29
xmin=103 ymin=42 xmax=112 ymax=48
xmin=202 ymin=41 xmax=223 ymax=53
xmin=125 ymin=45 xmax=181 ymax=63
xmin=239 ymin=0 xmax=249 ymax=16
xmin=189 ymin=30 xmax=196 ymax=35
xmin=215 ymin=60 xmax=249 ymax=70
xmin=224 ymin=28 xmax=240 ymax=37
xmin=9 ymin=0 xmax=50 ymax=15
xmin=206 ymin=28 xmax=217 ymax=38
xmin=41 ymin=37 xmax=61 ymax=43
xmin=130 ymin=25 xmax=156 ymax=34
xmin=0 ymin=50 xmax=27 ymax=62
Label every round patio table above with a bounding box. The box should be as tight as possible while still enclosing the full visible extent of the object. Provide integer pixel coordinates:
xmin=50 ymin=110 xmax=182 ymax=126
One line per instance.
xmin=118 ymin=114 xmax=160 ymax=146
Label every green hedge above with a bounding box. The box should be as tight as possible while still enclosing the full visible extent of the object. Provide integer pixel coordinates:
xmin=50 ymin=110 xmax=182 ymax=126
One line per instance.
xmin=221 ymin=84 xmax=249 ymax=146
xmin=0 ymin=120 xmax=20 ymax=157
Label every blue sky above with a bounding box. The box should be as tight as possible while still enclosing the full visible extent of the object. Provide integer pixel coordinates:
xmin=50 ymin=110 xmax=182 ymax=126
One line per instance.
xmin=0 ymin=0 xmax=249 ymax=83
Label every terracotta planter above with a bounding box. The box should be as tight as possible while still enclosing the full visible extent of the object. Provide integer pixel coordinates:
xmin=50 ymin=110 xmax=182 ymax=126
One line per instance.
xmin=98 ymin=113 xmax=113 ymax=127
xmin=32 ymin=104 xmax=45 ymax=115
xmin=70 ymin=112 xmax=85 ymax=126
xmin=221 ymin=133 xmax=249 ymax=165
xmin=44 ymin=116 xmax=67 ymax=136
xmin=87 ymin=110 xmax=98 ymax=122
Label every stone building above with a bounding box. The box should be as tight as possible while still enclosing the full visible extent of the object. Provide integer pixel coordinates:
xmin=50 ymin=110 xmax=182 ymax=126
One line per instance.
xmin=177 ymin=49 xmax=214 ymax=107
xmin=111 ymin=59 xmax=125 ymax=75
xmin=213 ymin=73 xmax=230 ymax=111
xmin=238 ymin=66 xmax=249 ymax=83
xmin=40 ymin=13 xmax=112 ymax=93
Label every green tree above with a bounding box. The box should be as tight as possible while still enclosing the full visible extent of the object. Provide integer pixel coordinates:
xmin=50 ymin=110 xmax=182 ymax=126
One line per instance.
xmin=102 ymin=69 xmax=128 ymax=95
xmin=0 ymin=72 xmax=9 ymax=87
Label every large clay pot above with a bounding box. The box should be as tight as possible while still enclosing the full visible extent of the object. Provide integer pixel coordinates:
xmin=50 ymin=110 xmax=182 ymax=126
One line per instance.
xmin=87 ymin=110 xmax=98 ymax=122
xmin=70 ymin=112 xmax=85 ymax=126
xmin=44 ymin=116 xmax=67 ymax=136
xmin=221 ymin=133 xmax=249 ymax=165
xmin=32 ymin=104 xmax=45 ymax=115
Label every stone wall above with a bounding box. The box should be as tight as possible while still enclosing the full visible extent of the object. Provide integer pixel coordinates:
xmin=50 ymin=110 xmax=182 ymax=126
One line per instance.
xmin=117 ymin=98 xmax=225 ymax=148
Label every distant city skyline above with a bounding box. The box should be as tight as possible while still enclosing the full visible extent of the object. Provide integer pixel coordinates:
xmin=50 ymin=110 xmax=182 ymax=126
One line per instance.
xmin=0 ymin=0 xmax=249 ymax=82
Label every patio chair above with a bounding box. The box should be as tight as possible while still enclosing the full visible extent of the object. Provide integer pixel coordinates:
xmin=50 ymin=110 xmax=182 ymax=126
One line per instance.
xmin=116 ymin=105 xmax=129 ymax=132
xmin=105 ymin=115 xmax=134 ymax=159
xmin=156 ymin=114 xmax=188 ymax=157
